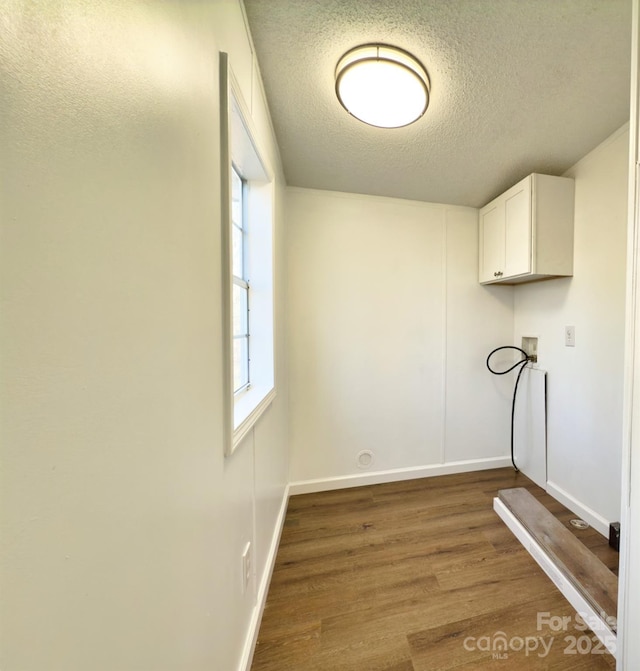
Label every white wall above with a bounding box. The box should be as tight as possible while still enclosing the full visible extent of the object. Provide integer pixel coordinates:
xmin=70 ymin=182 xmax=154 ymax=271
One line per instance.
xmin=513 ymin=125 xmax=629 ymax=531
xmin=0 ymin=2 xmax=288 ymax=671
xmin=287 ymin=188 xmax=514 ymax=487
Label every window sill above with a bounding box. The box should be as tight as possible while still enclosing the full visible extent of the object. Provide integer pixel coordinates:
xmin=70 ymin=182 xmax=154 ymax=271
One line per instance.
xmin=232 ymin=385 xmax=276 ymax=451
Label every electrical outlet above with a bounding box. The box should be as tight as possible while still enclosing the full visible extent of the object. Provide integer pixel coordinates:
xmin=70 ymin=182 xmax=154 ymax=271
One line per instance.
xmin=565 ymin=325 xmax=575 ymax=347
xmin=241 ymin=542 xmax=251 ymax=594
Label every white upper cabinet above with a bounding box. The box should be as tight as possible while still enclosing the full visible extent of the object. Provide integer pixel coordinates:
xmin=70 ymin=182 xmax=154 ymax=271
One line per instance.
xmin=479 ymin=173 xmax=574 ymax=284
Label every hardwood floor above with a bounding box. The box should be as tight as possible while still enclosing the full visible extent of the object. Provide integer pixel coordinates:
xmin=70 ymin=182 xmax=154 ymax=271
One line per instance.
xmin=251 ymin=468 xmax=618 ymax=671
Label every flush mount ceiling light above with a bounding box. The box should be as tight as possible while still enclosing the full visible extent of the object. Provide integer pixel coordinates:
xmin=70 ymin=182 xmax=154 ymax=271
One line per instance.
xmin=335 ymin=44 xmax=430 ymax=129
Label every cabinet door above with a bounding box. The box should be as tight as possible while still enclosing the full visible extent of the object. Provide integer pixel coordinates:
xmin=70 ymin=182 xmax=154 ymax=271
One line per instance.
xmin=479 ymin=202 xmax=504 ymax=282
xmin=504 ymin=181 xmax=532 ymax=277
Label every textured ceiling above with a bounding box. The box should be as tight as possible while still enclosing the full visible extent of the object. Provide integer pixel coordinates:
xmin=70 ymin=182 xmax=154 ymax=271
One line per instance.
xmin=243 ymin=0 xmax=632 ymax=208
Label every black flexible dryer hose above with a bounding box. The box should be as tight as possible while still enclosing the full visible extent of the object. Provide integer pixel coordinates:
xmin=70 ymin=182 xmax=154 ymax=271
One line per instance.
xmin=486 ymin=345 xmax=532 ymax=472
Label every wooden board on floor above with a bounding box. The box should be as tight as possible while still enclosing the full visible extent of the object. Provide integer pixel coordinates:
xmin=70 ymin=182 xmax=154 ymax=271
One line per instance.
xmin=498 ymin=487 xmax=618 ymax=630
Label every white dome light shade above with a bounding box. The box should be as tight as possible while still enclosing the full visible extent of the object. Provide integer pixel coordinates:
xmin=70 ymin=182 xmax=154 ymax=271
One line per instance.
xmin=335 ymin=45 xmax=430 ymax=128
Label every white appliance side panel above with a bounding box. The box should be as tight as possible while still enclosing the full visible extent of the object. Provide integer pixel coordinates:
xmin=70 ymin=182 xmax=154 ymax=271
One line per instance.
xmin=513 ymin=367 xmax=547 ymax=489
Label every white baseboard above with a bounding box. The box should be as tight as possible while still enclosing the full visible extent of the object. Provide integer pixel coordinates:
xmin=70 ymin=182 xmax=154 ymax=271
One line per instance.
xmin=493 ymin=497 xmax=617 ymax=656
xmin=289 ymin=456 xmax=513 ymax=495
xmin=546 ymin=480 xmax=610 ymax=538
xmin=238 ymin=483 xmax=290 ymax=671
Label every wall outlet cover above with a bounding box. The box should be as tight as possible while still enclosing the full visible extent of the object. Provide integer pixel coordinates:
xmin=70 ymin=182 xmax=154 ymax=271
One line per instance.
xmin=565 ymin=325 xmax=576 ymax=347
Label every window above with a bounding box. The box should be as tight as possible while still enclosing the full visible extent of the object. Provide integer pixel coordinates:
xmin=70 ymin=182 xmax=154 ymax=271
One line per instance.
xmin=231 ymin=166 xmax=250 ymax=393
xmin=221 ymin=53 xmax=275 ymax=456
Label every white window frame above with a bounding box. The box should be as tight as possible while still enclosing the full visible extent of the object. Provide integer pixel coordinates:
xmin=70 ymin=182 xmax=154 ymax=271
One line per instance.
xmin=231 ymin=165 xmax=250 ymax=394
xmin=220 ymin=53 xmax=275 ymax=456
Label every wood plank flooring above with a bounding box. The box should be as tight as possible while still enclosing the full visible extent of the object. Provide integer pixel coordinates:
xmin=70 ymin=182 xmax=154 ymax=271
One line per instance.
xmin=251 ymin=468 xmax=618 ymax=671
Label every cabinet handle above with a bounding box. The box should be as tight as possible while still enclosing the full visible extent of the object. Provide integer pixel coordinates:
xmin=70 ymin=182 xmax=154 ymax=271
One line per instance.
xmin=494 ymin=271 xmax=503 ymax=277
